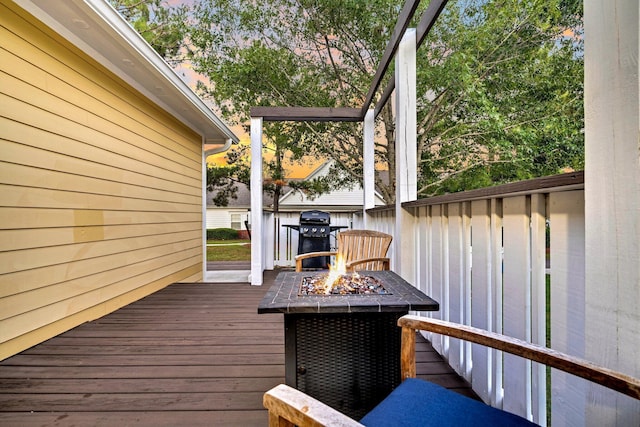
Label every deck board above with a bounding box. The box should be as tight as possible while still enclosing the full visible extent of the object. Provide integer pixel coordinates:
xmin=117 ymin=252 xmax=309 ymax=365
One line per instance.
xmin=0 ymin=269 xmax=474 ymax=426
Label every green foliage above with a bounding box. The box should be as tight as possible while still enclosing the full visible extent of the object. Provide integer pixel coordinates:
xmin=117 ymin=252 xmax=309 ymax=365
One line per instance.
xmin=287 ymin=162 xmax=358 ymax=200
xmin=189 ymin=0 xmax=583 ymax=200
xmin=416 ymin=0 xmax=584 ymax=195
xmin=206 ymin=146 xmax=250 ymax=207
xmin=115 ymin=0 xmax=585 ymax=201
xmin=108 ymin=0 xmax=189 ymax=64
xmin=207 ymin=228 xmax=239 ymax=240
xmin=189 ymin=0 xmax=396 ymax=202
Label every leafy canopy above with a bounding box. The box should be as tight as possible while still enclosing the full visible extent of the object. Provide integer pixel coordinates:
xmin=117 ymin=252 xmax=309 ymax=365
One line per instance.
xmin=109 ymin=0 xmax=190 ymax=65
xmin=113 ymin=0 xmax=584 ymax=202
xmin=416 ymin=0 xmax=583 ymax=194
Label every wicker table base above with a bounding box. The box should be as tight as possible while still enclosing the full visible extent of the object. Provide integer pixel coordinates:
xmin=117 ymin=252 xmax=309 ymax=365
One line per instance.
xmin=258 ymin=271 xmax=439 ymax=419
xmin=286 ymin=312 xmax=402 ymax=419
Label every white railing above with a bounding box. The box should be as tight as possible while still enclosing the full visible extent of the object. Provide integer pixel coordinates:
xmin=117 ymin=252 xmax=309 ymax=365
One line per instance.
xmin=263 ymin=211 xmax=362 ymax=269
xmin=366 ymin=172 xmax=586 ymax=426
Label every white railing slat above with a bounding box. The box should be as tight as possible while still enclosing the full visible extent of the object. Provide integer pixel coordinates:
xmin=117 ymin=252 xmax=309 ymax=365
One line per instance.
xmin=470 ymin=199 xmax=493 ymax=403
xmin=447 ymin=202 xmax=465 ymax=375
xmin=430 ymin=204 xmax=446 ymax=354
xmin=490 ymin=198 xmax=504 ymax=408
xmin=502 ymin=195 xmax=533 ymax=419
xmin=417 ymin=206 xmax=430 ymax=299
xmin=462 ymin=202 xmax=472 ymax=380
xmin=549 ymin=190 xmax=586 ymax=426
xmin=530 ymin=193 xmax=548 ymax=425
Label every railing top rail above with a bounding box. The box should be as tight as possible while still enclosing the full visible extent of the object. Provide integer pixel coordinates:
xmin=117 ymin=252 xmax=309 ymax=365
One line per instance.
xmin=367 ymin=171 xmax=584 ymax=213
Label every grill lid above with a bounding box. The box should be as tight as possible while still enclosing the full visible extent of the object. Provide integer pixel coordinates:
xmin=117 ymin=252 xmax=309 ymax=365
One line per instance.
xmin=299 ymin=210 xmax=330 ymax=225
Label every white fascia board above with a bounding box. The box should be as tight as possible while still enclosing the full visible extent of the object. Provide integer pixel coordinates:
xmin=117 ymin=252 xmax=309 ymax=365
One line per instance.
xmin=82 ymin=0 xmax=240 ymax=142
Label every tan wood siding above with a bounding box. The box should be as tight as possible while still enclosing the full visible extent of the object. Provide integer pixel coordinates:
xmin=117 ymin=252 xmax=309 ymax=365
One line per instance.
xmin=0 ymin=2 xmax=205 ymax=360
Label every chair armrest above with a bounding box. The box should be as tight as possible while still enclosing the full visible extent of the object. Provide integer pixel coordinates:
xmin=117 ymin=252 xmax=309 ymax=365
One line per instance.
xmin=346 ymin=257 xmax=390 ymax=271
xmin=264 ymin=384 xmax=363 ymax=427
xmin=398 ymin=315 xmax=640 ymax=400
xmin=294 ymin=251 xmax=336 ymax=272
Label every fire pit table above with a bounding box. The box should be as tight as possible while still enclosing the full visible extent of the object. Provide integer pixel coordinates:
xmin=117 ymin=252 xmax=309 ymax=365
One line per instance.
xmin=258 ymin=270 xmax=439 ymax=419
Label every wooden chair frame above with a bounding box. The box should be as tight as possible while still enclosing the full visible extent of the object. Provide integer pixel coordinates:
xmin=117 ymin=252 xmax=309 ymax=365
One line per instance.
xmin=264 ymin=315 xmax=640 ymax=427
xmin=295 ymin=229 xmax=392 ymax=272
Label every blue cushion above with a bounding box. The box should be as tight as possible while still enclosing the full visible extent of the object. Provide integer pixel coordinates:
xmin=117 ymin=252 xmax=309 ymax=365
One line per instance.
xmin=360 ymin=378 xmax=537 ymax=427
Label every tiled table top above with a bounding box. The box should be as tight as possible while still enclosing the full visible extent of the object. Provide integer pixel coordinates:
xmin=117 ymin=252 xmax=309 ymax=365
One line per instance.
xmin=258 ymin=271 xmax=439 ymax=314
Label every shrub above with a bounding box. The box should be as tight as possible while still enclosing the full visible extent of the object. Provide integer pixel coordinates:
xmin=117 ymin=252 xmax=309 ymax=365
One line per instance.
xmin=207 ymin=228 xmax=239 ymax=240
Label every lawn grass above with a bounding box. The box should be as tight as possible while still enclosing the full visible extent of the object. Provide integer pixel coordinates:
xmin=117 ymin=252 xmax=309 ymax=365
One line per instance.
xmin=206 ymin=242 xmax=251 ymax=261
xmin=207 ymin=239 xmax=250 ymax=245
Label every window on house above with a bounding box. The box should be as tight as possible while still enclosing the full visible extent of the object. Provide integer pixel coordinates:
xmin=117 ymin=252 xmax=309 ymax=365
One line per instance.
xmin=231 ymin=213 xmax=242 ymax=230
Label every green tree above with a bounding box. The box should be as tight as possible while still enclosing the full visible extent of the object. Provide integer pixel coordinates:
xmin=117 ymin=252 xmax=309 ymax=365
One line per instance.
xmin=109 ymin=0 xmax=190 ymax=65
xmin=188 ymin=0 xmax=583 ymax=200
xmin=206 ymin=122 xmax=353 ymax=212
xmin=206 ymin=148 xmax=249 ymax=207
xmin=415 ymin=0 xmax=583 ymax=195
xmin=189 ymin=0 xmax=399 ymax=202
xmin=115 ymin=0 xmax=584 ymax=201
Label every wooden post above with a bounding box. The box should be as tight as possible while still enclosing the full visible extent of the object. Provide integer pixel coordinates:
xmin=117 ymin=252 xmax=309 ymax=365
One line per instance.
xmin=394 ymin=28 xmax=417 ymax=280
xmin=202 ymin=136 xmax=208 ymax=281
xmin=250 ymin=117 xmax=263 ymax=286
xmin=584 ymin=0 xmax=640 ymax=424
xmin=400 ymin=326 xmax=416 ymax=380
xmin=363 ymin=109 xmax=375 ymax=228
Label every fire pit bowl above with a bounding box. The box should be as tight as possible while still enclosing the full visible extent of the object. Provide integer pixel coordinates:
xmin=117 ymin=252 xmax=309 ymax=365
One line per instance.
xmin=299 ymin=273 xmax=390 ymax=295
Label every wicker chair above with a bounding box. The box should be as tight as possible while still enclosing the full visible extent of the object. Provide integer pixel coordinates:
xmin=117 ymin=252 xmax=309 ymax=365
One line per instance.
xmin=264 ymin=315 xmax=640 ymax=426
xmin=295 ymin=229 xmax=392 ymax=272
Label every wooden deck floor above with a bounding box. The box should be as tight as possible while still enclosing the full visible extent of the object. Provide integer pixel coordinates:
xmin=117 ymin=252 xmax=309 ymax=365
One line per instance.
xmin=0 ymin=269 xmax=474 ymax=426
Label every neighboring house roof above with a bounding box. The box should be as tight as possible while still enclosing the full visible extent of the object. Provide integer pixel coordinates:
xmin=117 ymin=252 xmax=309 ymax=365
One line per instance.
xmin=206 ymin=183 xmax=280 ymax=209
xmin=15 ymin=0 xmax=238 ymax=147
xmin=207 ymin=161 xmax=386 ymax=211
xmin=279 ymin=161 xmax=386 ymax=211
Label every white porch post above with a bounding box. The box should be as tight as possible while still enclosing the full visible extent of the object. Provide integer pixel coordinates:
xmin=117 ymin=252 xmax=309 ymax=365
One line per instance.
xmin=250 ymin=117 xmax=264 ymax=286
xmin=363 ymin=109 xmax=376 ymax=227
xmin=584 ymin=0 xmax=640 ymax=424
xmin=201 ymin=136 xmax=207 ymax=281
xmin=394 ymin=28 xmax=417 ymax=280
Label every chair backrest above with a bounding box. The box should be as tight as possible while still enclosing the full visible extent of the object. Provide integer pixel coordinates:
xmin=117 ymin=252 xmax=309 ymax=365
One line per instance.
xmin=337 ymin=229 xmax=392 ymax=271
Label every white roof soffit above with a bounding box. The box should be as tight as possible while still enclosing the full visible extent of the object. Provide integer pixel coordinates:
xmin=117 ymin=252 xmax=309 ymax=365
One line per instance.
xmin=15 ymin=0 xmax=239 ymax=144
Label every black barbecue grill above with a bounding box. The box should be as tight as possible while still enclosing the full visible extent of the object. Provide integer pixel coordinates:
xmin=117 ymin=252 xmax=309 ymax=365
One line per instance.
xmin=283 ymin=210 xmax=347 ymax=268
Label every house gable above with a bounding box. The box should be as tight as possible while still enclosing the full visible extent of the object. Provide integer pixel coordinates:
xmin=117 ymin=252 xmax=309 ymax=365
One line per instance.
xmin=279 ymin=161 xmax=386 ymax=210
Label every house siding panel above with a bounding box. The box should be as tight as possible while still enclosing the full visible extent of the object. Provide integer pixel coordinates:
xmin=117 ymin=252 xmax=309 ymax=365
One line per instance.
xmin=0 ymin=2 xmax=204 ymax=360
xmin=206 ymin=209 xmax=233 ymax=230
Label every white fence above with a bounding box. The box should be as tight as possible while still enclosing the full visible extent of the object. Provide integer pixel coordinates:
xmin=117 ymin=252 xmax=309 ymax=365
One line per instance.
xmin=367 ymin=173 xmax=588 ymax=425
xmin=262 ymin=211 xmax=363 ymax=269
